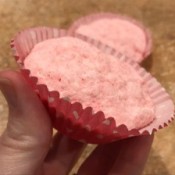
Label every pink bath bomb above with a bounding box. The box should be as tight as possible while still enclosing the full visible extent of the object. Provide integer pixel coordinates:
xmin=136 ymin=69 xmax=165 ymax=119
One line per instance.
xmin=70 ymin=13 xmax=152 ymax=63
xmin=24 ymin=37 xmax=155 ymax=130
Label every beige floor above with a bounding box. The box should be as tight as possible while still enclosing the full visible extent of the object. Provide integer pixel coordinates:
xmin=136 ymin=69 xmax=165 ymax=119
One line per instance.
xmin=0 ymin=0 xmax=175 ymax=174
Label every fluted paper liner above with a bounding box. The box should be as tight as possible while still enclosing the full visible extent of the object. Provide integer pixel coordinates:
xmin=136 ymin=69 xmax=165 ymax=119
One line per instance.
xmin=11 ymin=27 xmax=174 ymax=144
xmin=69 ymin=12 xmax=153 ymax=63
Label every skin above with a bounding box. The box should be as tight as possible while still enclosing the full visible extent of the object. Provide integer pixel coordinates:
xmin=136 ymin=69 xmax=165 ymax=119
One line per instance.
xmin=0 ymin=70 xmax=153 ymax=175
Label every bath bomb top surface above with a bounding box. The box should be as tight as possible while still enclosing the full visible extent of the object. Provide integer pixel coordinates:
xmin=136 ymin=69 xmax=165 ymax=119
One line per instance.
xmin=74 ymin=18 xmax=148 ymax=62
xmin=24 ymin=37 xmax=155 ymax=130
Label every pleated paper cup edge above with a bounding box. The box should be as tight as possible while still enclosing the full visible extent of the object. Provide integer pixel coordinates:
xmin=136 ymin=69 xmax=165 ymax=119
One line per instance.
xmin=10 ymin=27 xmax=174 ymax=144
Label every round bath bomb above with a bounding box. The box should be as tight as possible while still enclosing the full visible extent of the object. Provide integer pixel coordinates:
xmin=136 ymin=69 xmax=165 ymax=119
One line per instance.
xmin=24 ymin=36 xmax=155 ymax=130
xmin=70 ymin=13 xmax=152 ymax=63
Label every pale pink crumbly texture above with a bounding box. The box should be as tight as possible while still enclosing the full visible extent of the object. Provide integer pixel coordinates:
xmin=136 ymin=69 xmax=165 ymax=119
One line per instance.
xmin=75 ymin=18 xmax=147 ymax=62
xmin=24 ymin=37 xmax=155 ymax=130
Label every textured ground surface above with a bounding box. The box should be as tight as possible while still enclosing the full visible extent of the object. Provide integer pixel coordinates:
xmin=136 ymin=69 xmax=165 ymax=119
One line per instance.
xmin=0 ymin=0 xmax=175 ymax=174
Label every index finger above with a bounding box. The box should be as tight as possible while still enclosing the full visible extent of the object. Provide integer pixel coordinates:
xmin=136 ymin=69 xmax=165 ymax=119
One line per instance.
xmin=109 ymin=135 xmax=154 ymax=175
xmin=77 ymin=135 xmax=153 ymax=175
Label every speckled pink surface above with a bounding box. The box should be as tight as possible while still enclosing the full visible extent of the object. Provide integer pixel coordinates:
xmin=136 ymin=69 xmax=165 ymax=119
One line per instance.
xmin=75 ymin=18 xmax=147 ymax=62
xmin=24 ymin=37 xmax=155 ymax=130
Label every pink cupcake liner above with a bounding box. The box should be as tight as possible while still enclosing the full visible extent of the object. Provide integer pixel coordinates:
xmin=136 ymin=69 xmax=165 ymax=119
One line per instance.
xmin=69 ymin=12 xmax=153 ymax=63
xmin=11 ymin=27 xmax=174 ymax=144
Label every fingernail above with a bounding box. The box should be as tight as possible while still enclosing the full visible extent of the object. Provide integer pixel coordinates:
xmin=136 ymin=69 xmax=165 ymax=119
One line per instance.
xmin=0 ymin=78 xmax=17 ymax=108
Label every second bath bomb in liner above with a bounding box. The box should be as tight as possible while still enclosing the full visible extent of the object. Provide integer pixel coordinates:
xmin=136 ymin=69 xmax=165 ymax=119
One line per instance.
xmin=70 ymin=13 xmax=152 ymax=63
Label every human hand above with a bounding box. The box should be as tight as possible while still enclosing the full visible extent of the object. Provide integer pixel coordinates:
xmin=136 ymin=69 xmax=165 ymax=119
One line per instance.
xmin=0 ymin=71 xmax=153 ymax=175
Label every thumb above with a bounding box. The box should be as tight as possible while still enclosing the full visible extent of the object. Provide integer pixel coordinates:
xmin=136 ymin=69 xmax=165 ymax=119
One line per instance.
xmin=0 ymin=71 xmax=52 ymax=175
